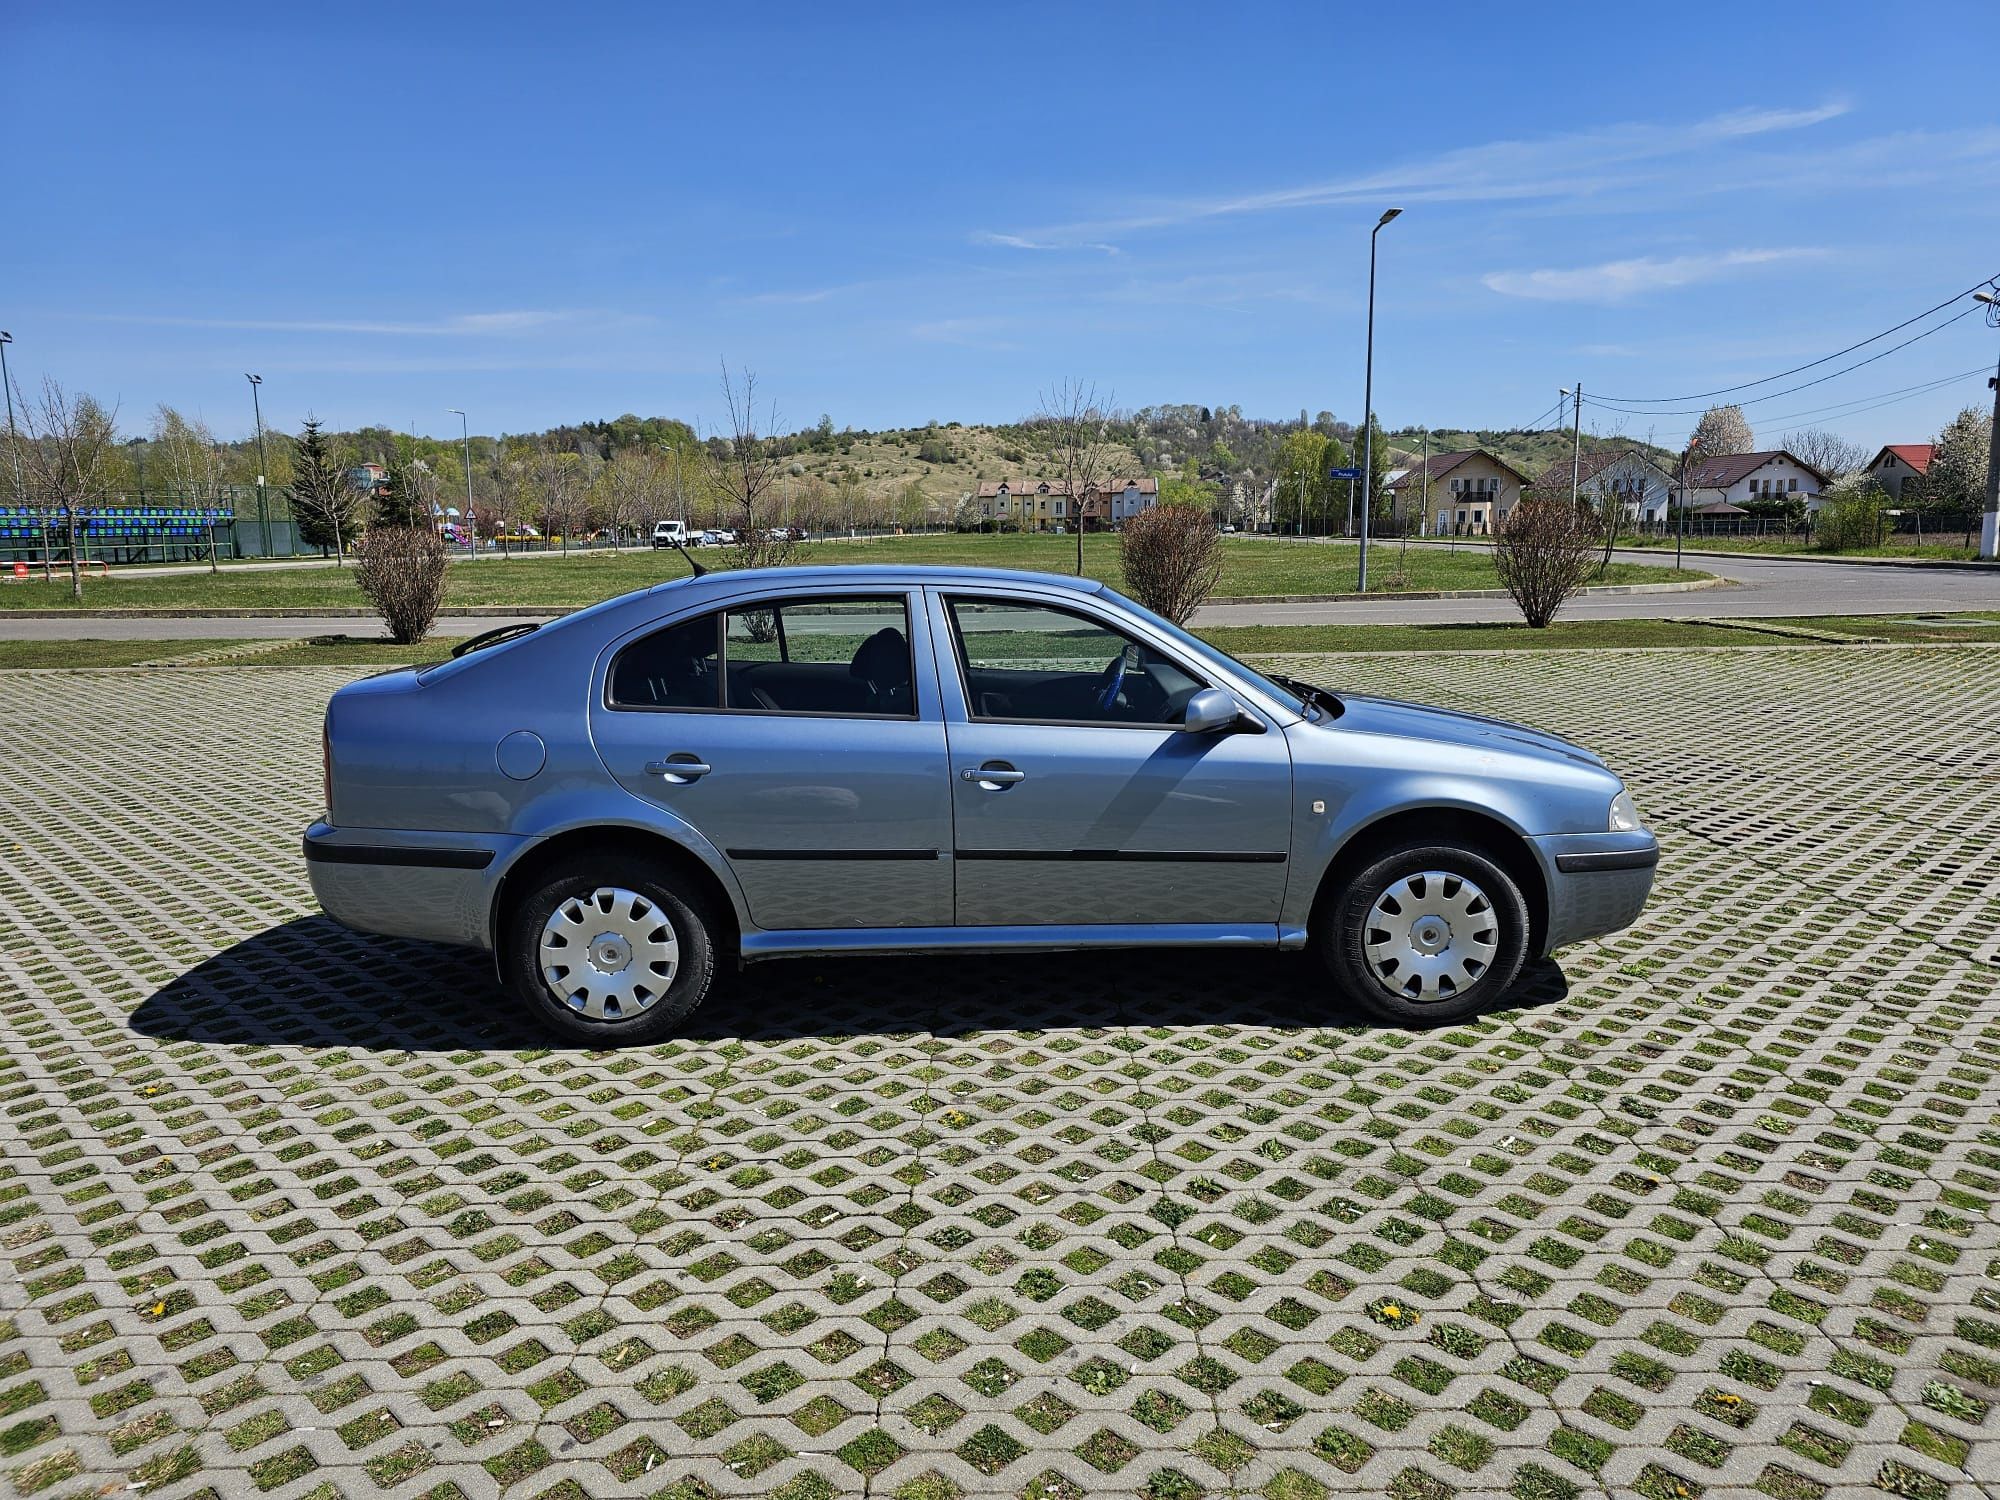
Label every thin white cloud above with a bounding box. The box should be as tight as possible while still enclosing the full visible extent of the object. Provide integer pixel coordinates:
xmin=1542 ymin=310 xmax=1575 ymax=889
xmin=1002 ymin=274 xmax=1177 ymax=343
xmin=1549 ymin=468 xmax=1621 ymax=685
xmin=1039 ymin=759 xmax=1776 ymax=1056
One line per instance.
xmin=81 ymin=310 xmax=591 ymax=336
xmin=972 ymin=230 xmax=1122 ymax=256
xmin=1482 ymin=247 xmax=1825 ymax=303
xmin=993 ymin=102 xmax=1852 ymax=244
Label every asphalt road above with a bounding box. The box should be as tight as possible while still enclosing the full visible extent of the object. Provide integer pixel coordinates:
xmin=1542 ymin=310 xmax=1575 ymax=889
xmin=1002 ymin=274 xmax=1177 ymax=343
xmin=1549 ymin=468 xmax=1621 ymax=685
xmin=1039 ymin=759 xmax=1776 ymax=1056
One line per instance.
xmin=1 ymin=548 xmax=1995 ymax=639
xmin=1193 ymin=547 xmax=2000 ymax=627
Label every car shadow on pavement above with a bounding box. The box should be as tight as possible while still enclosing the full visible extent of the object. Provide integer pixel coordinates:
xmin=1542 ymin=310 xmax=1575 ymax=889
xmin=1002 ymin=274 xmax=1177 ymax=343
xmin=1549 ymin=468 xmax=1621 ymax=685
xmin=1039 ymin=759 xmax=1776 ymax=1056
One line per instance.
xmin=130 ymin=915 xmax=1570 ymax=1052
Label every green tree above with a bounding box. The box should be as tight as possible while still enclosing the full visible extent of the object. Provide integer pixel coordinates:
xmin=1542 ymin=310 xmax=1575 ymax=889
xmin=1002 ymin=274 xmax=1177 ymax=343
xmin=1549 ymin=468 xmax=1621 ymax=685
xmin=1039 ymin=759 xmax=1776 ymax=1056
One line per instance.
xmin=374 ymin=457 xmax=430 ymax=528
xmin=1923 ymin=405 xmax=1993 ymax=529
xmin=288 ymin=418 xmax=363 ymax=558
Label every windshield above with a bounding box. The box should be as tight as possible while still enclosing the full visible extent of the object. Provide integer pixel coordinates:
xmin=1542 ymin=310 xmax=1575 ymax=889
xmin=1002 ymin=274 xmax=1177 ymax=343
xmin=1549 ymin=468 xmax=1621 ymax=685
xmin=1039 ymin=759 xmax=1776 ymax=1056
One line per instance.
xmin=1107 ymin=589 xmax=1308 ymax=717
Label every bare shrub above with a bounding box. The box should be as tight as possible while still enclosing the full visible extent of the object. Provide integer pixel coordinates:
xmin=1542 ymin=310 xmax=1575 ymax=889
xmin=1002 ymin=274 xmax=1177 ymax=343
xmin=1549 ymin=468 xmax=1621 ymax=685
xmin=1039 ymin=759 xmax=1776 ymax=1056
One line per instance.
xmin=1492 ymin=496 xmax=1599 ymax=628
xmin=354 ymin=525 xmax=449 ymax=644
xmin=703 ymin=364 xmax=805 ymax=570
xmin=1119 ymin=505 xmax=1222 ymax=624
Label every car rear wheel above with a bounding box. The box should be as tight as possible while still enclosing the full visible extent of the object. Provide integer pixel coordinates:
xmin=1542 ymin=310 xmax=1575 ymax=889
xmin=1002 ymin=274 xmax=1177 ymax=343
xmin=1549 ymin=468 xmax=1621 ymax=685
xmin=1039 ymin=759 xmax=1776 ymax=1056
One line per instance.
xmin=1322 ymin=842 xmax=1529 ymax=1026
xmin=504 ymin=856 xmax=716 ymax=1045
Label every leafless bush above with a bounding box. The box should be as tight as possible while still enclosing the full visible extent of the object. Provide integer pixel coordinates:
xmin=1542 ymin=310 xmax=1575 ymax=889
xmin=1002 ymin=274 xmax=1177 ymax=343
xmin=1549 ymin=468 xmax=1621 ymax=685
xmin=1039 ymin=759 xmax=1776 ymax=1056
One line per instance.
xmin=702 ymin=364 xmax=805 ymax=570
xmin=1119 ymin=505 xmax=1222 ymax=624
xmin=354 ymin=525 xmax=449 ymax=643
xmin=1492 ymin=497 xmax=1599 ymax=628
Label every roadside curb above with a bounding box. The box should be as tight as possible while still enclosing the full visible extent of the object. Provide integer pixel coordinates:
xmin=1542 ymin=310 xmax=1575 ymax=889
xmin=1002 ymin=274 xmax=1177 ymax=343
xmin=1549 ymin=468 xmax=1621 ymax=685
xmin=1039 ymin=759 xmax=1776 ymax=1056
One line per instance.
xmin=8 ymin=576 xmax=1728 ymax=620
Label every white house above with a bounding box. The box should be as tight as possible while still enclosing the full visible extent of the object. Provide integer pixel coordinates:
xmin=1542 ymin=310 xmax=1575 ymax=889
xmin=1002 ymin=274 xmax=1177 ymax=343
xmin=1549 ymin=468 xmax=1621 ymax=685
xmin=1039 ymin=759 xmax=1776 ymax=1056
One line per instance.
xmin=1384 ymin=450 xmax=1528 ymax=536
xmin=1865 ymin=445 xmax=1932 ymax=500
xmin=1535 ymin=449 xmax=1676 ymax=522
xmin=1676 ymin=450 xmax=1829 ymax=512
xmin=975 ymin=476 xmax=1160 ymax=530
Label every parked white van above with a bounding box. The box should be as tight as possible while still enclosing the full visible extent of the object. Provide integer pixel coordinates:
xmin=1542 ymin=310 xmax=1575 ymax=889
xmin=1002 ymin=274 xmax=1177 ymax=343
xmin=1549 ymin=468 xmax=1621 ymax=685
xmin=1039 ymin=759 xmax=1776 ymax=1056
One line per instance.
xmin=651 ymin=520 xmax=689 ymax=549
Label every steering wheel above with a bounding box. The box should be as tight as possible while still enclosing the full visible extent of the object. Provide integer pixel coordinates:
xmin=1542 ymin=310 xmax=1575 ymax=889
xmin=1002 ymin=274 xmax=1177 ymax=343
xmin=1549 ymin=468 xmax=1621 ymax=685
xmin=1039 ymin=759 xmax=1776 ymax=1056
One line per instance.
xmin=1095 ymin=649 xmax=1130 ymax=714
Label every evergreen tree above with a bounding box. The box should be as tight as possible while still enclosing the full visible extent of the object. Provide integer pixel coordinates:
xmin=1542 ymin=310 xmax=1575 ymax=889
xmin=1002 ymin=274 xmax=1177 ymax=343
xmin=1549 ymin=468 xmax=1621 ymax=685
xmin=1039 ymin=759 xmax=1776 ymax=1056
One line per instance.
xmin=374 ymin=458 xmax=430 ymax=528
xmin=287 ymin=418 xmax=363 ymax=558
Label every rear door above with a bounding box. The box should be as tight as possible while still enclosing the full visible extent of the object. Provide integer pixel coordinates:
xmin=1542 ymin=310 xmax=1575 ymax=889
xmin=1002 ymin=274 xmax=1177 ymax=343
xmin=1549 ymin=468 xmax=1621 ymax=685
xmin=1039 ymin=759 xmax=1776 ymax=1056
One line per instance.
xmin=590 ymin=587 xmax=952 ymax=931
xmin=928 ymin=588 xmax=1293 ymax=927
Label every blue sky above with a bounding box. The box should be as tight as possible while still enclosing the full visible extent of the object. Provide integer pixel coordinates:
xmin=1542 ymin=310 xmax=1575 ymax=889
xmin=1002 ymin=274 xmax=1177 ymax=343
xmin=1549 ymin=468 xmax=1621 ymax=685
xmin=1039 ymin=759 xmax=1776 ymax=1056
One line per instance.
xmin=6 ymin=1 xmax=1999 ymax=451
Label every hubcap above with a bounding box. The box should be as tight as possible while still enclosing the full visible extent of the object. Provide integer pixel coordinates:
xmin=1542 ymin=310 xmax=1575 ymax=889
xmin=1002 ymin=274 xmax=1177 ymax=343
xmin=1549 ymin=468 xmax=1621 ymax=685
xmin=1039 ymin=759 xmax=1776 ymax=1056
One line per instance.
xmin=1363 ymin=870 xmax=1499 ymax=1003
xmin=538 ymin=886 xmax=679 ymax=1021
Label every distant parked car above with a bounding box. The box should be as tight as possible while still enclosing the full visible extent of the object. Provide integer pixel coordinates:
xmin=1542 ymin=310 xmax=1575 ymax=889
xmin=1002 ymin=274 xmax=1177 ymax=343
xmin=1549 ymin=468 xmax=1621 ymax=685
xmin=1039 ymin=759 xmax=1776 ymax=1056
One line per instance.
xmin=652 ymin=520 xmax=688 ymax=549
xmin=306 ymin=565 xmax=1657 ymax=1045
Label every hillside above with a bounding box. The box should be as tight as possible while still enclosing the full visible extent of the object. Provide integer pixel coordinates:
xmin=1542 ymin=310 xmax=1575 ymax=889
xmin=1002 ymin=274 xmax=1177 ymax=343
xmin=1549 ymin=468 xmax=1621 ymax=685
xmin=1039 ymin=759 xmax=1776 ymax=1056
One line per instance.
xmin=1382 ymin=427 xmax=1680 ymax=481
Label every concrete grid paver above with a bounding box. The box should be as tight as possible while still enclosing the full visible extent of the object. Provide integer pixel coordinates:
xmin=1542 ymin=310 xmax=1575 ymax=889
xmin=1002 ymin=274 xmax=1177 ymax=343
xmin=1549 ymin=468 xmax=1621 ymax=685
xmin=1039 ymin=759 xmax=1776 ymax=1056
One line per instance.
xmin=0 ymin=645 xmax=1996 ymax=1500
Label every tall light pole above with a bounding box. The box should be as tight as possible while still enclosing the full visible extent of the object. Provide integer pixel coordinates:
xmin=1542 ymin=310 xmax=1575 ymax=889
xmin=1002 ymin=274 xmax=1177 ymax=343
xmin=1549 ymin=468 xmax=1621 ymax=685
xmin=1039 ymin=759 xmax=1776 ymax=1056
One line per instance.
xmin=1559 ymin=383 xmax=1583 ymax=511
xmin=1358 ymin=207 xmax=1402 ymax=592
xmin=245 ymin=374 xmax=269 ymax=554
xmin=448 ymin=409 xmax=477 ymax=558
xmin=1974 ymin=291 xmax=2000 ymax=561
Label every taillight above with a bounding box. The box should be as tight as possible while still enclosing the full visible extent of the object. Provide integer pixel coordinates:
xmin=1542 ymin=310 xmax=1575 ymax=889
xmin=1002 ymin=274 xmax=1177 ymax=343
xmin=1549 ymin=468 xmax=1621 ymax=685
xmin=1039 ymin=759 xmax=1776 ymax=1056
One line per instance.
xmin=322 ymin=719 xmax=333 ymax=819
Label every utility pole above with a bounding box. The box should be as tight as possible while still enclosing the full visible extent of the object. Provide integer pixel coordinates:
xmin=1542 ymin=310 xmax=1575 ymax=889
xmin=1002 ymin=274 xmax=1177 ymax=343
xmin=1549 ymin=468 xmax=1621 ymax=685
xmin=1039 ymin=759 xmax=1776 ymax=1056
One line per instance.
xmin=449 ymin=409 xmax=477 ymax=559
xmin=1420 ymin=427 xmax=1430 ymax=538
xmin=245 ymin=374 xmax=269 ymax=554
xmin=1358 ymin=207 xmax=1402 ymax=592
xmin=1976 ymin=291 xmax=2000 ymax=561
xmin=1560 ymin=383 xmax=1583 ymax=510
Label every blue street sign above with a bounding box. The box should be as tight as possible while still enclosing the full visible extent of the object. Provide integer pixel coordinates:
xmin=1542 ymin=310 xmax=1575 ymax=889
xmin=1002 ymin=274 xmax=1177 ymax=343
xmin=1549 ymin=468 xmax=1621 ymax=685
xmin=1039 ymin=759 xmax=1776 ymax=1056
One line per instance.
xmin=1327 ymin=466 xmax=1363 ymax=479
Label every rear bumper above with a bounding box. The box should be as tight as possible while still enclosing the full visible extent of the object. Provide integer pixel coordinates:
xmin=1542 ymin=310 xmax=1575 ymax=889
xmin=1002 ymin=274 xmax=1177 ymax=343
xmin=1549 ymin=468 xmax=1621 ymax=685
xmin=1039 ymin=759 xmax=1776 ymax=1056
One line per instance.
xmin=1530 ymin=831 xmax=1659 ymax=954
xmin=303 ymin=822 xmax=521 ymax=949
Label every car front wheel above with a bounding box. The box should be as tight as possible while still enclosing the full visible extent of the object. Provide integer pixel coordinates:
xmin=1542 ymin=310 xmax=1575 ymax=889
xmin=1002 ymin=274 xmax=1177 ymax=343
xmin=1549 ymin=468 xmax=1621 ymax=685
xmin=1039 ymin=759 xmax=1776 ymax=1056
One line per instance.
xmin=504 ymin=856 xmax=717 ymax=1045
xmin=1322 ymin=842 xmax=1529 ymax=1026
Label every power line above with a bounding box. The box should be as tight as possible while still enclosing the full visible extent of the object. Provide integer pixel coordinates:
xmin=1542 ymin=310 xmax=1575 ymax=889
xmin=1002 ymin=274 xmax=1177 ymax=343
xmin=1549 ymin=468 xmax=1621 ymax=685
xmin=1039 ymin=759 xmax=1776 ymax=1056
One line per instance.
xmin=1747 ymin=365 xmax=1991 ymax=429
xmin=1592 ymin=271 xmax=2000 ymax=404
xmin=1583 ymin=303 xmax=1984 ymax=417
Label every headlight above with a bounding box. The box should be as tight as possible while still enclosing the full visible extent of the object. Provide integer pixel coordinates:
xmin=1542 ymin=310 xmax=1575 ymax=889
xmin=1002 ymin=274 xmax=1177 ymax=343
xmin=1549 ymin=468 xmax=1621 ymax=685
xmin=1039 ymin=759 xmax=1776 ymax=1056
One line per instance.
xmin=1608 ymin=790 xmax=1643 ymax=832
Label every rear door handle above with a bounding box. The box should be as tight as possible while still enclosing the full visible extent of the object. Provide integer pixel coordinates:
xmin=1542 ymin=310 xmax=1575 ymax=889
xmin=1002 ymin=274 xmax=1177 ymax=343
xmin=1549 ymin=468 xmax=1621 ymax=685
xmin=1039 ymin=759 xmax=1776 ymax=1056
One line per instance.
xmin=962 ymin=764 xmax=1026 ymax=788
xmin=646 ymin=755 xmax=712 ymax=783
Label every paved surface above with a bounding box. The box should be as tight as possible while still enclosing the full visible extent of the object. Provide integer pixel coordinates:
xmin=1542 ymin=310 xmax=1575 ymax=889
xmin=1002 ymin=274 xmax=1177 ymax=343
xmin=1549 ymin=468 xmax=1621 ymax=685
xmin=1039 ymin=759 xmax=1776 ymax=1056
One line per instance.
xmin=1195 ymin=548 xmax=2000 ymax=627
xmin=2 ymin=649 xmax=1998 ymax=1500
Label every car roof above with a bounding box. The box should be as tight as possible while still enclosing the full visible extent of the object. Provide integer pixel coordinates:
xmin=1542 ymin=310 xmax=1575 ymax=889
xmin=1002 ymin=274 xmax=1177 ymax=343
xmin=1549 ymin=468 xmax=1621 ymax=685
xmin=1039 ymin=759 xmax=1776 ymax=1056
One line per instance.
xmin=647 ymin=563 xmax=1108 ymax=597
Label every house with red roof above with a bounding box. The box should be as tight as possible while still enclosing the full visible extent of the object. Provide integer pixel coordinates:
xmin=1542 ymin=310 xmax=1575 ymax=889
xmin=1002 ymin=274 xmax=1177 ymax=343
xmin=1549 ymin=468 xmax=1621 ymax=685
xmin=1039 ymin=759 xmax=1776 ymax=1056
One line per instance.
xmin=1530 ymin=448 xmax=1677 ymax=523
xmin=1676 ymin=450 xmax=1829 ymax=514
xmin=1864 ymin=445 xmax=1932 ymax=501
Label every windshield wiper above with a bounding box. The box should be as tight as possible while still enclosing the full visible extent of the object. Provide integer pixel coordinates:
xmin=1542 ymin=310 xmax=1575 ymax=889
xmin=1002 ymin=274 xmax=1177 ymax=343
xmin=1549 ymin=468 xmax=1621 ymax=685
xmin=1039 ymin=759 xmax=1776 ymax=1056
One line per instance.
xmin=1270 ymin=673 xmax=1343 ymax=720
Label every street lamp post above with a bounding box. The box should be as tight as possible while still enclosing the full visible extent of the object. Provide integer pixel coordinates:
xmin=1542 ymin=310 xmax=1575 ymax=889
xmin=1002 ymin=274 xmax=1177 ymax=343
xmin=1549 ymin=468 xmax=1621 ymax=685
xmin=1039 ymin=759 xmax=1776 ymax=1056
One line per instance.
xmin=1358 ymin=207 xmax=1402 ymax=593
xmin=448 ymin=410 xmax=477 ymax=559
xmin=1974 ymin=291 xmax=2000 ymax=561
xmin=245 ymin=374 xmax=270 ymax=555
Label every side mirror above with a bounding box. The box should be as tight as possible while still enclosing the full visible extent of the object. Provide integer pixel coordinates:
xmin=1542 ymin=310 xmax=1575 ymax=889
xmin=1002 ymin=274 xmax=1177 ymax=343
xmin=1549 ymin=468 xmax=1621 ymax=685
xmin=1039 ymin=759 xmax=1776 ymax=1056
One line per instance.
xmin=1181 ymin=687 xmax=1240 ymax=734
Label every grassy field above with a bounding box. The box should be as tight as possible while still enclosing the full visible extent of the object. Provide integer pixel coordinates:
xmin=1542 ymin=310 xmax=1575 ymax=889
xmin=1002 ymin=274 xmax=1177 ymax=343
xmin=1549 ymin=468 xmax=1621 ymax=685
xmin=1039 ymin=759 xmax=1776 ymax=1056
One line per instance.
xmin=8 ymin=613 xmax=1998 ymax=672
xmin=1613 ymin=532 xmax=1983 ymax=561
xmin=0 ymin=534 xmax=1701 ymax=611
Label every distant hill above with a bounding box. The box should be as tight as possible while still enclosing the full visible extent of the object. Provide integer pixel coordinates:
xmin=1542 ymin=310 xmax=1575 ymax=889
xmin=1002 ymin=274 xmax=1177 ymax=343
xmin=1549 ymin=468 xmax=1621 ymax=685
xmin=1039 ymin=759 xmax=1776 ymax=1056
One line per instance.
xmin=1382 ymin=427 xmax=1680 ymax=482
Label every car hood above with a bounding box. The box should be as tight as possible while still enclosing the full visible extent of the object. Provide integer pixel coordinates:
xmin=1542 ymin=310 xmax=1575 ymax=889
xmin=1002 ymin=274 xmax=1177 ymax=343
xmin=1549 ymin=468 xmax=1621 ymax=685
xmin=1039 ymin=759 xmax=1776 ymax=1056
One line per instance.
xmin=1333 ymin=692 xmax=1605 ymax=768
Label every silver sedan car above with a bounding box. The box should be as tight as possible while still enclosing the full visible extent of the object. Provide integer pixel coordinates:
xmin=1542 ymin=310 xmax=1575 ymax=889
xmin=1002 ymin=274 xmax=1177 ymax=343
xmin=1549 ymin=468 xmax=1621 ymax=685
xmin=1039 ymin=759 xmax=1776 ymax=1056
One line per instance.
xmin=305 ymin=565 xmax=1657 ymax=1044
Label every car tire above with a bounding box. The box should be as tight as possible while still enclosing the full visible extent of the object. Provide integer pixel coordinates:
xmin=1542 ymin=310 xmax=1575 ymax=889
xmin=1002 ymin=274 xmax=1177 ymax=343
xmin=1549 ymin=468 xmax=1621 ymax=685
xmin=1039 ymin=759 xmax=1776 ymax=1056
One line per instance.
xmin=1321 ymin=841 xmax=1529 ymax=1026
xmin=504 ymin=856 xmax=717 ymax=1046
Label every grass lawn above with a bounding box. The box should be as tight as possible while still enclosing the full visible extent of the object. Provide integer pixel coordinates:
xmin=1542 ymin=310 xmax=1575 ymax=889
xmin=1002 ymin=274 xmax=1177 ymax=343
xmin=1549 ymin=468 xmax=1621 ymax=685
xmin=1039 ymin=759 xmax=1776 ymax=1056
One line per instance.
xmin=11 ymin=613 xmax=1999 ymax=672
xmin=1608 ymin=533 xmax=1983 ymax=561
xmin=0 ymin=534 xmax=1699 ymax=612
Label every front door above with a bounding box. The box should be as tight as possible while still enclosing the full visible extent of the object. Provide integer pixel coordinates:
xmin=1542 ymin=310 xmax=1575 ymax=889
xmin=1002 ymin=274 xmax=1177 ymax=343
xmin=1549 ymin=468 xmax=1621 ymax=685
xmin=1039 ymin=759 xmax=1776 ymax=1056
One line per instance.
xmin=931 ymin=591 xmax=1293 ymax=927
xmin=590 ymin=589 xmax=952 ymax=931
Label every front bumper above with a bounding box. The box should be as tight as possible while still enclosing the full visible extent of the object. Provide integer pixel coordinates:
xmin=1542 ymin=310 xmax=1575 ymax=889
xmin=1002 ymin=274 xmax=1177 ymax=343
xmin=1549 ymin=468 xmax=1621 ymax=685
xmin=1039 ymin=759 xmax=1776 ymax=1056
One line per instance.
xmin=303 ymin=821 xmax=522 ymax=949
xmin=1530 ymin=830 xmax=1659 ymax=954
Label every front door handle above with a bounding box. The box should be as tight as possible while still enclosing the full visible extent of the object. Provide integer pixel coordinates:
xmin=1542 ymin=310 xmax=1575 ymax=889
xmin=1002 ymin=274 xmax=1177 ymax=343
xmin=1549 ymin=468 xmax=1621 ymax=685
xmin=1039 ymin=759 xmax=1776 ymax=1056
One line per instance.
xmin=962 ymin=763 xmax=1026 ymax=788
xmin=646 ymin=755 xmax=712 ymax=783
